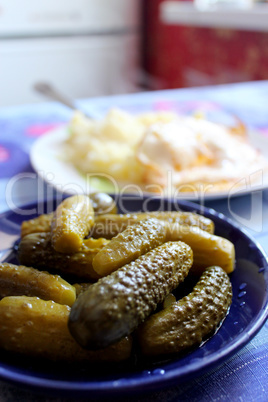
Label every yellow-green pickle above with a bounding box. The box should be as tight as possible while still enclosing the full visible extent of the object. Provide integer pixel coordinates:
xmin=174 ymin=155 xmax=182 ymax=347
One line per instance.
xmin=163 ymin=223 xmax=235 ymax=274
xmin=92 ymin=218 xmax=167 ymax=276
xmin=51 ymin=194 xmax=95 ymax=253
xmin=0 ymin=262 xmax=76 ymax=306
xmin=18 ymin=233 xmax=108 ymax=281
xmin=91 ymin=211 xmax=215 ymax=239
xmin=137 ymin=266 xmax=232 ymax=356
xmin=93 ymin=218 xmax=235 ymax=277
xmin=0 ymin=296 xmax=132 ymax=362
xmin=20 ymin=192 xmax=117 ymax=238
xmin=21 ymin=212 xmax=53 ymax=238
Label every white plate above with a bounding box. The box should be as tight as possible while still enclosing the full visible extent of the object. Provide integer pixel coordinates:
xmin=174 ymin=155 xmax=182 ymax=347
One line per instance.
xmin=30 ymin=125 xmax=268 ymax=200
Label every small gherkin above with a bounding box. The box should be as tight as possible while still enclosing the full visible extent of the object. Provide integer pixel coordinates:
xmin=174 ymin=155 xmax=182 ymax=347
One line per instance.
xmin=68 ymin=241 xmax=193 ymax=350
xmin=137 ymin=265 xmax=232 ymax=356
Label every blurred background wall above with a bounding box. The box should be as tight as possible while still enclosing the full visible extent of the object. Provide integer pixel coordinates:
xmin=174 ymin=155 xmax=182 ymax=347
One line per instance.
xmin=0 ymin=0 xmax=141 ymax=107
xmin=143 ymin=0 xmax=268 ymax=90
xmin=1 ymin=0 xmax=268 ymax=107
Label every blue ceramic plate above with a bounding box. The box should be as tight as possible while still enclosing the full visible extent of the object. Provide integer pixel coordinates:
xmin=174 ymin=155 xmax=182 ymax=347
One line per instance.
xmin=0 ymin=196 xmax=267 ymax=398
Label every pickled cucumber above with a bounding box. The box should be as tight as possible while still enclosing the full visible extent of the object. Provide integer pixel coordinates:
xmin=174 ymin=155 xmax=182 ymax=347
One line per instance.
xmin=0 ymin=296 xmax=132 ymax=362
xmin=51 ymin=194 xmax=94 ymax=253
xmin=91 ymin=211 xmax=214 ymax=239
xmin=73 ymin=282 xmax=92 ymax=297
xmin=137 ymin=265 xmax=232 ymax=356
xmin=92 ymin=218 xmax=167 ymax=276
xmin=164 ymin=223 xmax=235 ymax=274
xmin=69 ymin=241 xmax=193 ymax=350
xmin=21 ymin=212 xmax=52 ymax=238
xmin=18 ymin=233 xmax=109 ymax=281
xmin=0 ymin=262 xmax=76 ymax=306
xmin=20 ymin=193 xmax=116 ymax=238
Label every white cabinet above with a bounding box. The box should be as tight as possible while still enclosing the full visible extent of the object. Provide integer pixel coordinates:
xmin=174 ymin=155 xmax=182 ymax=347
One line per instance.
xmin=0 ymin=0 xmax=141 ymax=106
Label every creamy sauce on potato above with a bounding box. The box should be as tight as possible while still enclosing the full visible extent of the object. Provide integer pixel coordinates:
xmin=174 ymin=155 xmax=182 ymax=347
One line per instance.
xmin=63 ymin=109 xmax=268 ymax=193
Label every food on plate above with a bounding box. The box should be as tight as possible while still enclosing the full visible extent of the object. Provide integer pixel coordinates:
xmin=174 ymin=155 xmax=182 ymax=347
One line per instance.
xmin=21 ymin=209 xmax=214 ymax=240
xmin=162 ymin=293 xmax=177 ymax=309
xmin=163 ymin=223 xmax=235 ymax=274
xmin=138 ymin=265 xmax=232 ymax=356
xmin=21 ymin=212 xmax=53 ymax=238
xmin=21 ymin=192 xmax=117 ymax=238
xmin=73 ymin=282 xmax=93 ymax=297
xmin=18 ymin=234 xmax=108 ymax=281
xmin=51 ymin=194 xmax=95 ymax=253
xmin=0 ymin=262 xmax=76 ymax=306
xmin=63 ymin=109 xmax=268 ymax=193
xmin=91 ymin=210 xmax=215 ymax=239
xmin=68 ymin=241 xmax=193 ymax=350
xmin=0 ymin=194 xmax=234 ymax=363
xmin=0 ymin=296 xmax=132 ymax=361
xmin=93 ymin=217 xmax=234 ymax=277
xmin=92 ymin=218 xmax=167 ymax=276
xmin=63 ymin=109 xmax=175 ymax=184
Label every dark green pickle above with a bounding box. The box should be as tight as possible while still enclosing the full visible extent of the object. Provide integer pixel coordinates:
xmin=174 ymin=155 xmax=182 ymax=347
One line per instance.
xmin=17 ymin=233 xmax=106 ymax=281
xmin=68 ymin=241 xmax=193 ymax=350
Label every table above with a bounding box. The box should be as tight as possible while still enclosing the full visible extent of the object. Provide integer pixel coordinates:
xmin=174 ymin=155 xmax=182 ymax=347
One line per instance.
xmin=0 ymin=80 xmax=267 ymax=401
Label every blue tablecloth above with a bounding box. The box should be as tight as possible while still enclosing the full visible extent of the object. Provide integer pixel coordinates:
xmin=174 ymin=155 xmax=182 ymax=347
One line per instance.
xmin=0 ymin=81 xmax=267 ymax=401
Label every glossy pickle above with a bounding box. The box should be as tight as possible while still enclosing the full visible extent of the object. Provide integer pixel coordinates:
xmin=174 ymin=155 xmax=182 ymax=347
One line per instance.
xmin=138 ymin=265 xmax=232 ymax=356
xmin=18 ymin=233 xmax=109 ymax=281
xmin=92 ymin=218 xmax=167 ymax=276
xmin=0 ymin=296 xmax=132 ymax=362
xmin=69 ymin=241 xmax=193 ymax=350
xmin=0 ymin=262 xmax=76 ymax=306
xmin=91 ymin=211 xmax=214 ymax=239
xmin=51 ymin=194 xmax=95 ymax=253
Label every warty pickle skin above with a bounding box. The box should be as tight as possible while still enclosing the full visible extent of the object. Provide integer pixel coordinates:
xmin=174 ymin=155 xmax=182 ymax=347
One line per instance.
xmin=91 ymin=211 xmax=214 ymax=239
xmin=18 ymin=233 xmax=108 ymax=281
xmin=92 ymin=218 xmax=167 ymax=276
xmin=20 ymin=193 xmax=116 ymax=238
xmin=137 ymin=265 xmax=232 ymax=356
xmin=68 ymin=241 xmax=193 ymax=350
xmin=51 ymin=194 xmax=95 ymax=254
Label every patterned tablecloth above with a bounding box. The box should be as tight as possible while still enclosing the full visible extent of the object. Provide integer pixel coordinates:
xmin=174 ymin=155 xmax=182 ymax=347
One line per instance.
xmin=0 ymin=81 xmax=267 ymax=401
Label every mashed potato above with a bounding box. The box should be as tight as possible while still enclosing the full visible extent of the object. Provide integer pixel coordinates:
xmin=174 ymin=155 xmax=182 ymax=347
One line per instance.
xmin=63 ymin=109 xmax=177 ymax=184
xmin=63 ymin=108 xmax=268 ymax=194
